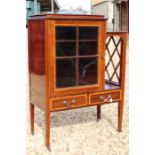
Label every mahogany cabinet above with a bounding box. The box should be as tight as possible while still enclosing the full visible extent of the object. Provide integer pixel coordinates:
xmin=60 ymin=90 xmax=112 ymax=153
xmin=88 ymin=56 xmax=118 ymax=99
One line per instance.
xmin=28 ymin=14 xmax=127 ymax=150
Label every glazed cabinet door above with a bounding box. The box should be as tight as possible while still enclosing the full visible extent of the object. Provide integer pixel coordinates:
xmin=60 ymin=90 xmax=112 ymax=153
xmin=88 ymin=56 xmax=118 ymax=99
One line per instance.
xmin=49 ymin=21 xmax=106 ymax=97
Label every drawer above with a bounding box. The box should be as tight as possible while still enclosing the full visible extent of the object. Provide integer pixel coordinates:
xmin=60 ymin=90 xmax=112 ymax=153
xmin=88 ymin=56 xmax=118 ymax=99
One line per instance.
xmin=50 ymin=94 xmax=87 ymax=111
xmin=89 ymin=91 xmax=121 ymax=105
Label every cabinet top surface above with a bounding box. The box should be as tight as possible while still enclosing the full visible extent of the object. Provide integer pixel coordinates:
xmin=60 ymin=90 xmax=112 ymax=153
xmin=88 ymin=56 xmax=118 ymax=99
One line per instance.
xmin=28 ymin=13 xmax=107 ymax=21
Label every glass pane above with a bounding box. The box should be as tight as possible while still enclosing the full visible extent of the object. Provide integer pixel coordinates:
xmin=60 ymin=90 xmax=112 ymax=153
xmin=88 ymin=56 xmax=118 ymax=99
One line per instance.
xmin=79 ymin=27 xmax=98 ymax=40
xmin=78 ymin=58 xmax=97 ymax=86
xmin=56 ymin=42 xmax=76 ymax=56
xmin=56 ymin=59 xmax=76 ymax=88
xmin=79 ymin=41 xmax=97 ymax=55
xmin=105 ymin=36 xmax=122 ymax=90
xmin=56 ymin=26 xmax=76 ymax=40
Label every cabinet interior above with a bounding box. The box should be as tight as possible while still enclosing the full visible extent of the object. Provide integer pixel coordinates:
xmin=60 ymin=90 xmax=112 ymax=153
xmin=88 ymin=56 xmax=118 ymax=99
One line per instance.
xmin=56 ymin=26 xmax=121 ymax=90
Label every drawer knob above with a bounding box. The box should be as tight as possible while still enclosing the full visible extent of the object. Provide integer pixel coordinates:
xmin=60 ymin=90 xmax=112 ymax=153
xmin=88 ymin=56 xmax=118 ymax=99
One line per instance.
xmin=100 ymin=96 xmax=105 ymax=101
xmin=63 ymin=100 xmax=67 ymax=104
xmin=107 ymin=95 xmax=113 ymax=102
xmin=72 ymin=99 xmax=76 ymax=104
xmin=63 ymin=101 xmax=71 ymax=108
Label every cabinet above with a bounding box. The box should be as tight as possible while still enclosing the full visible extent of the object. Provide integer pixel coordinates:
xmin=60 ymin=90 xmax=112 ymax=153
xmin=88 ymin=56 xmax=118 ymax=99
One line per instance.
xmin=28 ymin=14 xmax=127 ymax=150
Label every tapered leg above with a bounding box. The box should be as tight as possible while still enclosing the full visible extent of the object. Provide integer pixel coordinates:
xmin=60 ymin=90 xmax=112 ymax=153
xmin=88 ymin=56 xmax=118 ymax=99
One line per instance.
xmin=30 ymin=103 xmax=34 ymax=134
xmin=97 ymin=104 xmax=101 ymax=121
xmin=45 ymin=110 xmax=51 ymax=151
xmin=118 ymin=100 xmax=124 ymax=132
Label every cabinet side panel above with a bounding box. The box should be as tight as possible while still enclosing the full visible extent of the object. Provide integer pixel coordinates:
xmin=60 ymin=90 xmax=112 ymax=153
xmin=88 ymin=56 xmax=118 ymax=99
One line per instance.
xmin=28 ymin=20 xmax=46 ymax=110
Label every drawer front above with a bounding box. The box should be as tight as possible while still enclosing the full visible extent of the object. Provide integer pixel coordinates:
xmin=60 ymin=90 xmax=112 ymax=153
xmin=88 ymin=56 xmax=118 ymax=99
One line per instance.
xmin=50 ymin=94 xmax=87 ymax=111
xmin=90 ymin=91 xmax=121 ymax=105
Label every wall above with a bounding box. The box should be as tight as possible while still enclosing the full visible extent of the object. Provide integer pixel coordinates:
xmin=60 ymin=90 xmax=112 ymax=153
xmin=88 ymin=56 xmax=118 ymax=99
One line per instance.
xmin=113 ymin=2 xmax=128 ymax=31
xmin=92 ymin=1 xmax=113 ymax=31
xmin=26 ymin=1 xmax=40 ymax=17
xmin=113 ymin=3 xmax=120 ymax=31
xmin=107 ymin=2 xmax=113 ymax=31
xmin=122 ymin=2 xmax=127 ymax=31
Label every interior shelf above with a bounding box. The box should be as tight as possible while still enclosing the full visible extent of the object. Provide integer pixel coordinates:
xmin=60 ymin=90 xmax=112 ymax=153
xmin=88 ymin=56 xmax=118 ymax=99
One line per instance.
xmin=56 ymin=55 xmax=98 ymax=59
xmin=105 ymin=82 xmax=120 ymax=90
xmin=56 ymin=40 xmax=97 ymax=42
xmin=56 ymin=40 xmax=76 ymax=42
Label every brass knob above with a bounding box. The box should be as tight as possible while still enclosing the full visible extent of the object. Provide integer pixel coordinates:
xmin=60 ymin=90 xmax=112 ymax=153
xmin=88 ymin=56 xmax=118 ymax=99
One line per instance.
xmin=100 ymin=96 xmax=105 ymax=101
xmin=72 ymin=99 xmax=76 ymax=104
xmin=107 ymin=95 xmax=113 ymax=102
xmin=63 ymin=100 xmax=67 ymax=105
xmin=63 ymin=100 xmax=71 ymax=108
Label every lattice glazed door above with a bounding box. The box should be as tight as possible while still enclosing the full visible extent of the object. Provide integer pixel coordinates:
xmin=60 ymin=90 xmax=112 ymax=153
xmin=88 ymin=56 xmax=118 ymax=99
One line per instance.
xmin=105 ymin=35 xmax=122 ymax=89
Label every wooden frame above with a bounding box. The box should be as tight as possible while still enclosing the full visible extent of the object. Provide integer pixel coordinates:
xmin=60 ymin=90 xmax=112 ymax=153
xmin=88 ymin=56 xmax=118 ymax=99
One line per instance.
xmin=28 ymin=14 xmax=127 ymax=150
xmin=48 ymin=20 xmax=106 ymax=97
